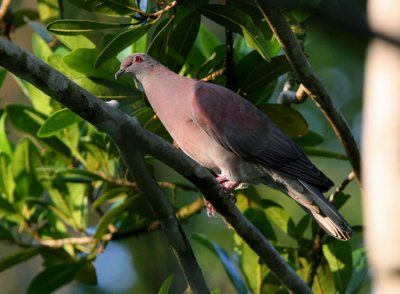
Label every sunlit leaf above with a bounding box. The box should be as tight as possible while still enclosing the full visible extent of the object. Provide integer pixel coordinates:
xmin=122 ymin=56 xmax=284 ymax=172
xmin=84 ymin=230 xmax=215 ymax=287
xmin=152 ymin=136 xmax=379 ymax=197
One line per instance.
xmin=0 ymin=112 xmax=13 ymax=158
xmin=323 ymin=240 xmax=352 ymax=292
xmin=193 ymin=233 xmax=249 ymax=294
xmin=0 ymin=247 xmax=42 ymax=272
xmin=262 ymin=199 xmax=297 ymax=238
xmin=37 ymin=109 xmax=83 ymax=138
xmin=47 ymin=19 xmax=132 ymax=35
xmin=38 ymin=0 xmax=60 ymax=24
xmin=6 ymin=105 xmax=71 ymax=157
xmin=56 ymin=35 xmax=95 ymax=50
xmin=92 ymin=186 xmax=131 ymax=208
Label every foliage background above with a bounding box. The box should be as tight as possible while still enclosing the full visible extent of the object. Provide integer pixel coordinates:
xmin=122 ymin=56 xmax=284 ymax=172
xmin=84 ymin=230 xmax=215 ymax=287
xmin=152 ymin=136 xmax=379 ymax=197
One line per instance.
xmin=0 ymin=0 xmax=365 ymax=293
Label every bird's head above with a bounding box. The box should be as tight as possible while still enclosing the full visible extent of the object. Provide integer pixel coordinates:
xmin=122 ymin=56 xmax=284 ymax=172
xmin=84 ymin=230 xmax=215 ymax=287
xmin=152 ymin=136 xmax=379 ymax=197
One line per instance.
xmin=114 ymin=53 xmax=158 ymax=80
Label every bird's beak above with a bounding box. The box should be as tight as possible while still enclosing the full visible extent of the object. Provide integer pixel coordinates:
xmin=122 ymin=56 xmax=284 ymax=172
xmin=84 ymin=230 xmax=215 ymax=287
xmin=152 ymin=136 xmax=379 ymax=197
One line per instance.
xmin=115 ymin=68 xmax=126 ymax=79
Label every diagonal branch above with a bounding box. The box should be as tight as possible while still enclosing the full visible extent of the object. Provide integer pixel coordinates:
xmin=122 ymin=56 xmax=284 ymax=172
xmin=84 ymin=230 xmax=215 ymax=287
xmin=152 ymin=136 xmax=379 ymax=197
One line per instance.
xmin=256 ymin=0 xmax=361 ymax=182
xmin=0 ymin=36 xmax=311 ymax=294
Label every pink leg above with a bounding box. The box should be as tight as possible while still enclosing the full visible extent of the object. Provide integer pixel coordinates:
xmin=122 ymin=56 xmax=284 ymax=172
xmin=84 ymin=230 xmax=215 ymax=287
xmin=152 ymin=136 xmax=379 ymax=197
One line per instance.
xmin=204 ymin=175 xmax=240 ymax=218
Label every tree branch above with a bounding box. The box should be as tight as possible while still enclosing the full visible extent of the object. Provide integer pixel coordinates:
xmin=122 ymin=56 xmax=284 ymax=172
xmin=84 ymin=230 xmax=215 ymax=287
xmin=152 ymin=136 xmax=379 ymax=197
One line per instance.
xmin=0 ymin=37 xmax=311 ymax=294
xmin=256 ymin=0 xmax=361 ymax=182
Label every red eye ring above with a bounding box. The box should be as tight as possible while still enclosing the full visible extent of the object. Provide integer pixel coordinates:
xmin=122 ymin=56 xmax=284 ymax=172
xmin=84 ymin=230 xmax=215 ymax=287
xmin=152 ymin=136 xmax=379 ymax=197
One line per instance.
xmin=134 ymin=55 xmax=143 ymax=63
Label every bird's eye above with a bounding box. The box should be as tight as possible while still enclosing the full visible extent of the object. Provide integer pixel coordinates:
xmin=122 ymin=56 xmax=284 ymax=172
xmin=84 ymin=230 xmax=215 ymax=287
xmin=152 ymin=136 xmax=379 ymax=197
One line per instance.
xmin=134 ymin=55 xmax=143 ymax=63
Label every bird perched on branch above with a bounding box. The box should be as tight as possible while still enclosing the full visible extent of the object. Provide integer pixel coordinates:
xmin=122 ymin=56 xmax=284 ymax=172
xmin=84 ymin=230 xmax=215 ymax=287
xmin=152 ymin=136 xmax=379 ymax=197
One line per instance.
xmin=115 ymin=53 xmax=352 ymax=241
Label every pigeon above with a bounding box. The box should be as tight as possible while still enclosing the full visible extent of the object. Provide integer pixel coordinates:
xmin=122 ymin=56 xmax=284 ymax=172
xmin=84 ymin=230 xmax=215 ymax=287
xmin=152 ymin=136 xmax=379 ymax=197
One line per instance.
xmin=115 ymin=53 xmax=352 ymax=241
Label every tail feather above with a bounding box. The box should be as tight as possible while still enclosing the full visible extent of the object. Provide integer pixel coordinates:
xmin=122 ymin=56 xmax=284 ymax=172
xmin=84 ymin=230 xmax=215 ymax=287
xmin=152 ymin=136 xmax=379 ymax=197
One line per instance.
xmin=293 ymin=180 xmax=352 ymax=241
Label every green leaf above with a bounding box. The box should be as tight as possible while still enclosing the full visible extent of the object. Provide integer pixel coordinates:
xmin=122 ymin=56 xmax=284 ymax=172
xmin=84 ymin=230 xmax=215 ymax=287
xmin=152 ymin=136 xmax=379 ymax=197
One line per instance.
xmin=68 ymin=0 xmax=139 ymax=16
xmin=95 ymin=24 xmax=152 ymax=68
xmin=260 ymin=104 xmax=309 ymax=137
xmin=293 ymin=130 xmax=324 ymax=146
xmin=37 ymin=109 xmax=83 ymax=138
xmin=296 ymin=215 xmax=310 ymax=239
xmin=38 ymin=0 xmax=60 ymax=24
xmin=198 ymin=5 xmax=270 ymax=60
xmin=263 ymin=199 xmax=296 ymax=237
xmin=243 ymin=208 xmax=276 ymax=241
xmin=0 ymin=68 xmax=7 ymax=87
xmin=32 ymin=33 xmax=53 ymax=61
xmin=63 ymin=48 xmax=132 ymax=87
xmin=94 ymin=196 xmax=138 ymax=239
xmin=48 ymin=55 xmax=139 ymax=100
xmin=345 ymin=248 xmax=368 ymax=294
xmin=0 ymin=154 xmax=15 ymax=199
xmin=0 ymin=112 xmax=13 ymax=158
xmin=166 ymin=10 xmax=201 ymax=72
xmin=236 ymin=53 xmax=291 ymax=103
xmin=0 ymin=247 xmax=42 ymax=272
xmin=92 ymin=186 xmax=130 ymax=208
xmin=6 ymin=104 xmax=71 ymax=157
xmin=195 ymin=24 xmax=221 ymax=57
xmin=193 ymin=233 xmax=249 ymax=294
xmin=12 ymin=9 xmax=40 ymax=28
xmin=75 ymin=262 xmax=97 ymax=285
xmin=27 ymin=261 xmax=88 ymax=294
xmin=12 ymin=138 xmax=43 ymax=198
xmin=148 ymin=16 xmax=175 ymax=63
xmin=47 ymin=20 xmax=132 ymax=35
xmin=0 ymin=223 xmax=14 ymax=241
xmin=158 ymin=275 xmax=174 ymax=294
xmin=56 ymin=35 xmax=96 ymax=50
xmin=13 ymin=78 xmax=54 ymax=115
xmin=323 ymin=239 xmax=352 ymax=293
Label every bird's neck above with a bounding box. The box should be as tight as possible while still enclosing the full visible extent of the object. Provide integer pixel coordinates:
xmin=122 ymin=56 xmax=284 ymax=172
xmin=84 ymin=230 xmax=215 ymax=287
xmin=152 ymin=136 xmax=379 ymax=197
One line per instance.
xmin=137 ymin=66 xmax=196 ymax=135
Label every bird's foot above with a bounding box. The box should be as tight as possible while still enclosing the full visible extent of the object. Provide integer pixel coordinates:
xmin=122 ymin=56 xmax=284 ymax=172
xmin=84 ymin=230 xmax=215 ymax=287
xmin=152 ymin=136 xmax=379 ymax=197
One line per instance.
xmin=203 ymin=176 xmax=239 ymax=218
xmin=216 ymin=175 xmax=239 ymax=201
xmin=203 ymin=198 xmax=217 ymax=218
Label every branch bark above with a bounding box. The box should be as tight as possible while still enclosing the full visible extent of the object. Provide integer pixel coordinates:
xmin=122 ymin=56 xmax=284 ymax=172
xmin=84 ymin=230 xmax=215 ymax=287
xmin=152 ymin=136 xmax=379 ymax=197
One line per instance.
xmin=0 ymin=37 xmax=311 ymax=294
xmin=256 ymin=0 xmax=361 ymax=182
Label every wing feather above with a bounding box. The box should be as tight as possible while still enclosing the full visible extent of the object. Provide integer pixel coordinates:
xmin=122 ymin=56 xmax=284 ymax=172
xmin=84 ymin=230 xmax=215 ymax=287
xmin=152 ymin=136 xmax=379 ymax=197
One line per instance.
xmin=191 ymin=82 xmax=333 ymax=191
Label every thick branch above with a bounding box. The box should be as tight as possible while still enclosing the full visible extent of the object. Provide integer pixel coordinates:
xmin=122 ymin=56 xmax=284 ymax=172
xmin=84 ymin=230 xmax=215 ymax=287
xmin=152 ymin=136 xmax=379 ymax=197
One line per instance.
xmin=256 ymin=0 xmax=361 ymax=182
xmin=0 ymin=37 xmax=311 ymax=294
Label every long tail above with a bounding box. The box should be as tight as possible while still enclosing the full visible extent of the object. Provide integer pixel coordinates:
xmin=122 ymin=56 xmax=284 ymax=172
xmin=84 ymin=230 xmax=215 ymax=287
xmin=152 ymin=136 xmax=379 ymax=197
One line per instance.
xmin=289 ymin=180 xmax=352 ymax=241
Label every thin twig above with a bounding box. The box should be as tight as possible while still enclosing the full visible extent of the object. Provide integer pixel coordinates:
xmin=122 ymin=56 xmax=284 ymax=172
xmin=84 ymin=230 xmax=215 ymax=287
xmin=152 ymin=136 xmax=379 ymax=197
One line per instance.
xmin=201 ymin=69 xmax=225 ymax=82
xmin=256 ymin=0 xmax=361 ymax=182
xmin=329 ymin=171 xmax=355 ymax=202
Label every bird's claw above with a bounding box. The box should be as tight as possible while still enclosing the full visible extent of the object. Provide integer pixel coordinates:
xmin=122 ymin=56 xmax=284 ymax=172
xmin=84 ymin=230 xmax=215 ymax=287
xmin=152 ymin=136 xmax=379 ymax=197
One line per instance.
xmin=204 ymin=199 xmax=217 ymax=218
